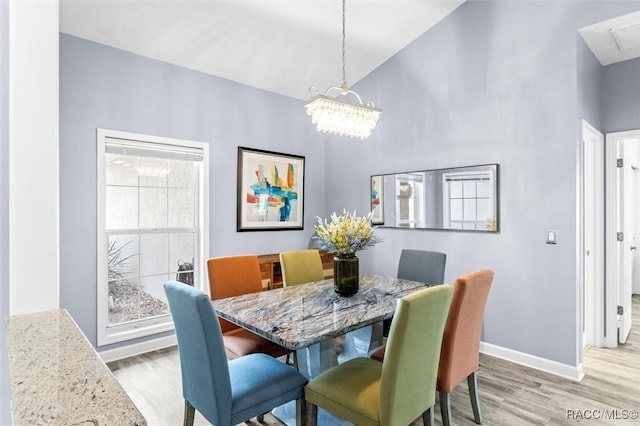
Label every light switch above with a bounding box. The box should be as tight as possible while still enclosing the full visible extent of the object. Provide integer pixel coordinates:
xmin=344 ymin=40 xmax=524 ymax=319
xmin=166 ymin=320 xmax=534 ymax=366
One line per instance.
xmin=546 ymin=230 xmax=557 ymax=244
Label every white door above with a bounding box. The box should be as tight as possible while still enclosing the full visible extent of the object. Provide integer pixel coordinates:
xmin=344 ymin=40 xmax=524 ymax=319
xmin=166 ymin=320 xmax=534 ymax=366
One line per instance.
xmin=581 ymin=120 xmax=604 ymax=347
xmin=619 ymin=151 xmax=633 ymax=344
xmin=633 ymin=164 xmax=640 ymax=296
xmin=606 ymin=130 xmax=640 ymax=346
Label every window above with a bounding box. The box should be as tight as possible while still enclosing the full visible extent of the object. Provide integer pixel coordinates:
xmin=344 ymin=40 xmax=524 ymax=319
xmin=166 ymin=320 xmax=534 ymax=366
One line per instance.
xmin=97 ymin=129 xmax=209 ymax=346
xmin=395 ymin=173 xmax=425 ymax=228
xmin=442 ymin=171 xmax=494 ymax=230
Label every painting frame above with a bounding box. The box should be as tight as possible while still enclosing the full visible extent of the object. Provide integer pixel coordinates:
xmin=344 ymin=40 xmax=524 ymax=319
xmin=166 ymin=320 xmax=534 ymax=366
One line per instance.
xmin=371 ymin=175 xmax=384 ymax=225
xmin=237 ymin=147 xmax=305 ymax=231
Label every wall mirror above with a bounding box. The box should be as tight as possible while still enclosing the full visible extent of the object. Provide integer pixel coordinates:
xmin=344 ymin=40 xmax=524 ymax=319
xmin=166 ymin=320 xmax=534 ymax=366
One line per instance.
xmin=371 ymin=164 xmax=499 ymax=232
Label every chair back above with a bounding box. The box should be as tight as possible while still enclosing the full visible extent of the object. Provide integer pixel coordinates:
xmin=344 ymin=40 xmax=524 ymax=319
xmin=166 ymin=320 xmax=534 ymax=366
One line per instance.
xmin=380 ymin=284 xmax=453 ymax=425
xmin=279 ymin=249 xmax=324 ymax=287
xmin=164 ymin=281 xmax=232 ymax=425
xmin=397 ymin=249 xmax=447 ymax=284
xmin=207 ymin=255 xmax=263 ymax=333
xmin=438 ymin=269 xmax=494 ymax=393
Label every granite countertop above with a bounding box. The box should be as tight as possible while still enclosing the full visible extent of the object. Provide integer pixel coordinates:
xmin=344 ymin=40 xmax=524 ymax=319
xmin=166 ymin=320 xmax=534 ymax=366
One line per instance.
xmin=7 ymin=309 xmax=146 ymax=425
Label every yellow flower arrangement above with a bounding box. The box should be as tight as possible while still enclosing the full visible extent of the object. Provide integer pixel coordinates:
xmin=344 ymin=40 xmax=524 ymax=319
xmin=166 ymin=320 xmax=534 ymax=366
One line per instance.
xmin=313 ymin=210 xmax=383 ymax=256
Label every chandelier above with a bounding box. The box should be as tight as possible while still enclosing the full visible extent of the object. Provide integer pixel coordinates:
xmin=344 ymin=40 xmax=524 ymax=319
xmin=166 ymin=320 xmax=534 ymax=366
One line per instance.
xmin=305 ymin=0 xmax=381 ymax=139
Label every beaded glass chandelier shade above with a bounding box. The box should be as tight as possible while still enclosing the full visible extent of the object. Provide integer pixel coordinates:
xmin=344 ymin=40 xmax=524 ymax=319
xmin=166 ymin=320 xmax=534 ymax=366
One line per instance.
xmin=305 ymin=0 xmax=381 ymax=139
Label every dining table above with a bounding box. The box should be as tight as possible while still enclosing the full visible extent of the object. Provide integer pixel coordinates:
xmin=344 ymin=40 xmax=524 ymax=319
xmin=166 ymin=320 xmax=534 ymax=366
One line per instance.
xmin=212 ymin=273 xmax=433 ymax=426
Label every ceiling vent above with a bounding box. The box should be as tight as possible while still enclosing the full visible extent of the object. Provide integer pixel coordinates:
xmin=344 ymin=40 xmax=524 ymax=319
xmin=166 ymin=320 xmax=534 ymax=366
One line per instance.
xmin=609 ymin=22 xmax=640 ymax=51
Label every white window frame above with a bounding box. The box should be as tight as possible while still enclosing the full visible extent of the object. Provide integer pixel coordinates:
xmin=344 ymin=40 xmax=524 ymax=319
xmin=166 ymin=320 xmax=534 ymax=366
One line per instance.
xmin=96 ymin=128 xmax=209 ymax=346
xmin=442 ymin=170 xmax=495 ymax=230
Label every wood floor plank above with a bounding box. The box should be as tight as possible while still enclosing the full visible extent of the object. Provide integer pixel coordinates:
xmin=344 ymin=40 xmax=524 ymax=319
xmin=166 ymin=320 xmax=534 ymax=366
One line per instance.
xmin=108 ymin=295 xmax=640 ymax=425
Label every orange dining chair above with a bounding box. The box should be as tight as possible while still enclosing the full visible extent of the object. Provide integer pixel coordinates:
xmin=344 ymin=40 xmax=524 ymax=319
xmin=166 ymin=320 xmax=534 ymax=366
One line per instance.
xmin=370 ymin=269 xmax=494 ymax=425
xmin=207 ymin=255 xmax=292 ymax=360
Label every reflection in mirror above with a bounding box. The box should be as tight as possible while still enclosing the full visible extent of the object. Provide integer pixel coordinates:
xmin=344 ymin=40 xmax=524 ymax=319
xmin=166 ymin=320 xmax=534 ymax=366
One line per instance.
xmin=371 ymin=164 xmax=499 ymax=232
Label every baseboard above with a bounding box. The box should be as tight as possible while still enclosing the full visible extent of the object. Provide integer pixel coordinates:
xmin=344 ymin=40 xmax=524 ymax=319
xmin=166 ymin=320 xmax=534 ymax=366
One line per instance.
xmin=480 ymin=342 xmax=585 ymax=382
xmin=97 ymin=335 xmax=585 ymax=381
xmin=98 ymin=334 xmax=177 ymax=363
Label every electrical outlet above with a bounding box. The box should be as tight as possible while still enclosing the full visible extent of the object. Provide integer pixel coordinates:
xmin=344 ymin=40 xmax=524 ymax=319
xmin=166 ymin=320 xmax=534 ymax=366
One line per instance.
xmin=546 ymin=230 xmax=557 ymax=244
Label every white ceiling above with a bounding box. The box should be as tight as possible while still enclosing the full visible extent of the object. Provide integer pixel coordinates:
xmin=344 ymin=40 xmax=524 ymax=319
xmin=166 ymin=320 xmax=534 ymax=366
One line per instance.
xmin=59 ymin=0 xmax=467 ymax=100
xmin=60 ymin=1 xmax=640 ymax=101
xmin=579 ymin=10 xmax=640 ymax=66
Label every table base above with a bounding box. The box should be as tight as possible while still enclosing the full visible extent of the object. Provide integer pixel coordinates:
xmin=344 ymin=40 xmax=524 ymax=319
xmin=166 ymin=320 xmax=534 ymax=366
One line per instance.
xmin=272 ymin=400 xmax=352 ymax=426
xmin=274 ymin=323 xmax=383 ymax=425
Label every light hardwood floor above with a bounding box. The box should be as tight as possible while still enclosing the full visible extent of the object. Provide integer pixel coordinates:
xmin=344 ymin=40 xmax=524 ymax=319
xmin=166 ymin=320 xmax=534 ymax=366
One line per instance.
xmin=108 ymin=295 xmax=640 ymax=425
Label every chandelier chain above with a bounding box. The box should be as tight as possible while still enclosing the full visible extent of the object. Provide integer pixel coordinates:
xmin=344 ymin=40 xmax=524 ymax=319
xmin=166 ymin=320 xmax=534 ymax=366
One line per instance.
xmin=342 ymin=0 xmax=347 ymax=88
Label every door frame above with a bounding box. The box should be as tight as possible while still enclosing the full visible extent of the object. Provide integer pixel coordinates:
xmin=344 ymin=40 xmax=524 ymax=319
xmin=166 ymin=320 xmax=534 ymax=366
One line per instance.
xmin=580 ymin=120 xmax=605 ymax=348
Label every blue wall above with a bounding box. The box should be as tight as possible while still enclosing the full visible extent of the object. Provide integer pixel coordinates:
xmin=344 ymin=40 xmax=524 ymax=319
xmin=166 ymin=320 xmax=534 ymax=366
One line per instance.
xmin=321 ymin=0 xmax=640 ymax=366
xmin=578 ymin=37 xmax=604 ymax=131
xmin=0 ymin=1 xmax=11 ymax=424
xmin=602 ymin=57 xmax=640 ymax=133
xmin=59 ymin=34 xmax=325 ymax=349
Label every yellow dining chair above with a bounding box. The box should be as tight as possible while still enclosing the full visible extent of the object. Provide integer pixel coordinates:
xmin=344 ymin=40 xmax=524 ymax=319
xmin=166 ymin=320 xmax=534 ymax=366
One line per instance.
xmin=279 ymin=249 xmax=325 ymax=287
xmin=207 ymin=255 xmax=292 ymax=360
xmin=305 ymin=284 xmax=454 ymax=426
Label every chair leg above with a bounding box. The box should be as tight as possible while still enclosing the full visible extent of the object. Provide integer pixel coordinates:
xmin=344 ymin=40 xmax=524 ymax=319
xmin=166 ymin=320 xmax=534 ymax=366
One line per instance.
xmin=257 ymin=413 xmax=265 ymax=422
xmin=422 ymin=405 xmax=435 ymax=426
xmin=468 ymin=371 xmax=483 ymax=424
xmin=439 ymin=391 xmax=452 ymax=426
xmin=296 ymin=397 xmax=306 ymax=426
xmin=183 ymin=400 xmax=195 ymax=426
xmin=306 ymin=401 xmax=318 ymax=426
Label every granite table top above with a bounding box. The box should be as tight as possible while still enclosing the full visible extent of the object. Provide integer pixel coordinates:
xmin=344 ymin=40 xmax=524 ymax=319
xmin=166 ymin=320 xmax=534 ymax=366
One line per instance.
xmin=213 ymin=273 xmax=431 ymax=350
xmin=6 ymin=309 xmax=146 ymax=426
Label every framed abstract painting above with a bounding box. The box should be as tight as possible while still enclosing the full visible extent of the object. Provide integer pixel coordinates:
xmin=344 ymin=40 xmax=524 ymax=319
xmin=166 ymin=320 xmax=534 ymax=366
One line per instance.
xmin=237 ymin=147 xmax=305 ymax=231
xmin=371 ymin=175 xmax=384 ymax=225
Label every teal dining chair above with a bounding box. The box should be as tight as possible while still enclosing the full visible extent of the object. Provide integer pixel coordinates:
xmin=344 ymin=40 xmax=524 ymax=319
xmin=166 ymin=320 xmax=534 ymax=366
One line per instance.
xmin=163 ymin=281 xmax=308 ymax=426
xmin=383 ymin=249 xmax=447 ymax=336
xmin=397 ymin=249 xmax=447 ymax=284
xmin=305 ymin=284 xmax=454 ymax=426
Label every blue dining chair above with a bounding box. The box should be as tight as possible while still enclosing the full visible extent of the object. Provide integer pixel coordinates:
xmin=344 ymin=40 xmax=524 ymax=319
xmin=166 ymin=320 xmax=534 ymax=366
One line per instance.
xmin=163 ymin=281 xmax=308 ymax=426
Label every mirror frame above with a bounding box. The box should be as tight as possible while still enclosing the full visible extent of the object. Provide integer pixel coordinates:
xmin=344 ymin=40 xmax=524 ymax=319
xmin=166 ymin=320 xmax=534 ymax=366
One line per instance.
xmin=371 ymin=163 xmax=499 ymax=233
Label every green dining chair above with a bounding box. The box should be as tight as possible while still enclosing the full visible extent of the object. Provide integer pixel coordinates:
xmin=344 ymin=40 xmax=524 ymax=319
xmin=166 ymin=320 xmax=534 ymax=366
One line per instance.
xmin=164 ymin=281 xmax=308 ymax=426
xmin=280 ymin=249 xmax=325 ymax=287
xmin=305 ymin=284 xmax=454 ymax=426
xmin=371 ymin=269 xmax=494 ymax=426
